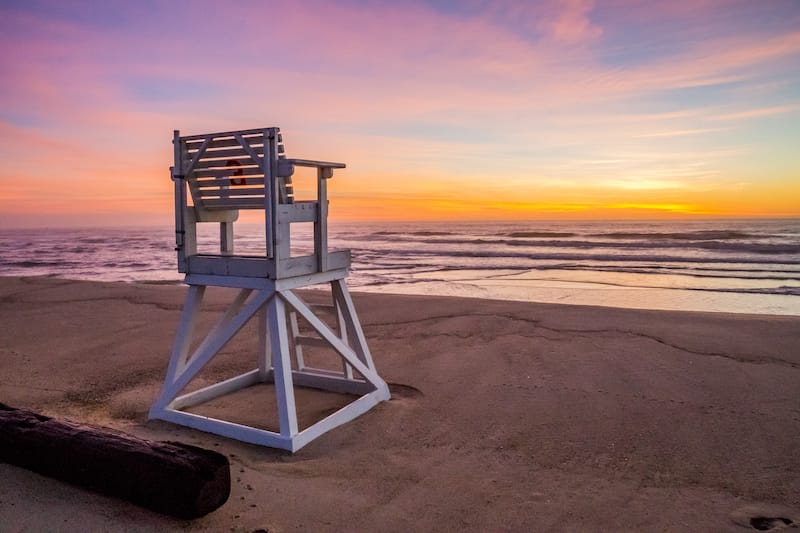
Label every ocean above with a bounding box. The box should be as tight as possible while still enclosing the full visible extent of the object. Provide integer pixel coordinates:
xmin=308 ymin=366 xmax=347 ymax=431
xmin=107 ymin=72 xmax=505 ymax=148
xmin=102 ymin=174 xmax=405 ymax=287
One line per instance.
xmin=1 ymin=219 xmax=799 ymax=316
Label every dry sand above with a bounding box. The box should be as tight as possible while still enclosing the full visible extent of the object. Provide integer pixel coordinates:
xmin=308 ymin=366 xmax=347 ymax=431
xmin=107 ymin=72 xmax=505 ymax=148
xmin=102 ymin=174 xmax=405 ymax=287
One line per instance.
xmin=0 ymin=276 xmax=798 ymax=532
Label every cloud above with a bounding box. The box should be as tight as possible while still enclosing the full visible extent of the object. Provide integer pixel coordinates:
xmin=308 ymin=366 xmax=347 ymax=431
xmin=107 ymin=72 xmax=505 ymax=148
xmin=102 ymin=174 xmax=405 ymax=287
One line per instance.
xmin=635 ymin=127 xmax=730 ymax=138
xmin=713 ymin=104 xmax=800 ymax=121
xmin=543 ymin=0 xmax=603 ymax=44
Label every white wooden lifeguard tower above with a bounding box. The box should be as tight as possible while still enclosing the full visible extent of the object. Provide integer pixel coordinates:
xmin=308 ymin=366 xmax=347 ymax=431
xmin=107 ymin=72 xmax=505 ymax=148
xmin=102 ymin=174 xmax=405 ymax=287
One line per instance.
xmin=149 ymin=127 xmax=390 ymax=452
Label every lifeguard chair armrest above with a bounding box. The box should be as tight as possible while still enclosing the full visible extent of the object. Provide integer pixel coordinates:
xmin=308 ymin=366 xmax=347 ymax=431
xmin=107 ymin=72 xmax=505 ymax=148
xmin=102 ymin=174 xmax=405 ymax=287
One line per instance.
xmin=287 ymin=159 xmax=345 ymax=180
xmin=288 ymin=159 xmax=346 ymax=170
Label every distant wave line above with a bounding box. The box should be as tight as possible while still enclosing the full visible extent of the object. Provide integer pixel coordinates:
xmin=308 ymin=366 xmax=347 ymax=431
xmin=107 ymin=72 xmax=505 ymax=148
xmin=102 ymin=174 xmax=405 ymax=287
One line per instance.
xmin=353 ymin=235 xmax=800 ymax=255
xmin=366 ymin=229 xmax=790 ymax=241
xmin=352 ymin=248 xmax=800 ymax=265
xmin=358 ymin=262 xmax=800 ymax=282
xmin=352 ymin=276 xmax=800 ymax=297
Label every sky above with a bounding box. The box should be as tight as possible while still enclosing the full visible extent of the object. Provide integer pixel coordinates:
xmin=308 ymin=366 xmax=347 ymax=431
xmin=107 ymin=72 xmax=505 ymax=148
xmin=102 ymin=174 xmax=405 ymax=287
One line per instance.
xmin=1 ymin=0 xmax=799 ymax=227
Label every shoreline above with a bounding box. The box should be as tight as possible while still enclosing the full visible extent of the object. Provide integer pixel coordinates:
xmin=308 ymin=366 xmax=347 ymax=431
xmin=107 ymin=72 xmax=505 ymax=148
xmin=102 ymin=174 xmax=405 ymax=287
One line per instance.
xmin=1 ymin=276 xmax=799 ymax=531
xmin=8 ymin=273 xmax=800 ymax=317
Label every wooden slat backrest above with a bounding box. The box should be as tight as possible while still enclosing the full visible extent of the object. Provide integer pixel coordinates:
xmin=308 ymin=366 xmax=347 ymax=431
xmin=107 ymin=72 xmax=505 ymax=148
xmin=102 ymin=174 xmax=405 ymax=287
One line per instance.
xmin=180 ymin=128 xmax=294 ymax=212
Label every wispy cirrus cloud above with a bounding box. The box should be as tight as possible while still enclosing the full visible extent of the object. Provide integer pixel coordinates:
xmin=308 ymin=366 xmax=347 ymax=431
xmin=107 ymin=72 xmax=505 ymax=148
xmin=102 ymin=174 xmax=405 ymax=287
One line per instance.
xmin=635 ymin=127 xmax=730 ymax=138
xmin=713 ymin=104 xmax=800 ymax=121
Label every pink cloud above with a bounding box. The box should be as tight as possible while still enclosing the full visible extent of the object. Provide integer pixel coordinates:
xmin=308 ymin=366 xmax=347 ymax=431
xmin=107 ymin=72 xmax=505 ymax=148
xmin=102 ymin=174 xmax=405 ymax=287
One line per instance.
xmin=543 ymin=0 xmax=603 ymax=44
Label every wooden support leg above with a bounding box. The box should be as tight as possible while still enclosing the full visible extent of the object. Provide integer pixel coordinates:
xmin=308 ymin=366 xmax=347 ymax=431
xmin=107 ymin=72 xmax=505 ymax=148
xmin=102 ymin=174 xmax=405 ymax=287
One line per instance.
xmin=191 ymin=288 xmax=252 ymax=374
xmin=331 ymin=279 xmax=376 ymax=370
xmin=220 ymin=221 xmax=234 ymax=255
xmin=280 ymin=289 xmax=385 ymax=389
xmin=333 ymin=288 xmax=354 ymax=380
xmin=151 ymin=277 xmax=389 ymax=452
xmin=288 ymin=309 xmax=305 ymax=371
xmin=165 ymin=289 xmax=271 ymax=402
xmin=258 ymin=306 xmax=271 ymax=380
xmin=267 ymin=294 xmax=299 ymax=438
xmin=152 ymin=285 xmax=205 ymax=410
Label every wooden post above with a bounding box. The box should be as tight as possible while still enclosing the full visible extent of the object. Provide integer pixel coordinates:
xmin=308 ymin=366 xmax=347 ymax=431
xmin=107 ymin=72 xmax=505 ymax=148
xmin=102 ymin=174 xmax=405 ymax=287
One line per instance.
xmin=220 ymin=221 xmax=234 ymax=255
xmin=267 ymin=295 xmax=299 ymax=438
xmin=315 ymin=167 xmax=330 ymax=272
xmin=159 ymin=284 xmax=205 ymax=398
xmin=264 ymin=128 xmax=276 ymax=260
xmin=173 ymin=130 xmax=187 ymax=273
xmin=258 ymin=305 xmax=270 ymax=380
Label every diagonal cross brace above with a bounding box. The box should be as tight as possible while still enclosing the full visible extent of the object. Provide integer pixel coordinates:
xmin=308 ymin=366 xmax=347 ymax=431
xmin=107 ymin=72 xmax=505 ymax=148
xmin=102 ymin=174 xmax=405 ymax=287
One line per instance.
xmin=234 ymin=133 xmax=265 ymax=172
xmin=168 ymin=289 xmax=272 ymax=396
xmin=279 ymin=290 xmax=384 ymax=388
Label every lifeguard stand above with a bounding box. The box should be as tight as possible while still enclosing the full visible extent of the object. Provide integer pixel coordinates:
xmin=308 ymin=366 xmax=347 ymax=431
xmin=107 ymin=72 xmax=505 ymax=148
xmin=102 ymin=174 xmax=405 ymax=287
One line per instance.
xmin=149 ymin=127 xmax=390 ymax=452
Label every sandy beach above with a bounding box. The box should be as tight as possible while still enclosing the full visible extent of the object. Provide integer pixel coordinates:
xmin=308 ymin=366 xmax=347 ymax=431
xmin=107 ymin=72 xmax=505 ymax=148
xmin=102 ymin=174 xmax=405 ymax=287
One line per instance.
xmin=1 ymin=275 xmax=798 ymax=532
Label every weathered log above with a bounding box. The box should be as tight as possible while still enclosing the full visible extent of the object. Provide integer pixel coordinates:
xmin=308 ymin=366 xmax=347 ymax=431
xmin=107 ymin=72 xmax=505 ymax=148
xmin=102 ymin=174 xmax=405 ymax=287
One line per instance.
xmin=0 ymin=403 xmax=230 ymax=519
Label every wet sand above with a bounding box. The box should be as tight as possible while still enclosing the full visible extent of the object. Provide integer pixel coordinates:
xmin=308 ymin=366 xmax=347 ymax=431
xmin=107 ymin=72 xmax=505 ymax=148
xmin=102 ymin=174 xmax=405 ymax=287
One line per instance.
xmin=1 ymin=276 xmax=798 ymax=532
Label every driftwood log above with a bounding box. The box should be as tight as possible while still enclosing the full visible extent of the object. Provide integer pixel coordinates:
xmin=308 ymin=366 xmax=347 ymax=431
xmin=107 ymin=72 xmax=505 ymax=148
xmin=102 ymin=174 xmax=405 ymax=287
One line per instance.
xmin=0 ymin=403 xmax=230 ymax=519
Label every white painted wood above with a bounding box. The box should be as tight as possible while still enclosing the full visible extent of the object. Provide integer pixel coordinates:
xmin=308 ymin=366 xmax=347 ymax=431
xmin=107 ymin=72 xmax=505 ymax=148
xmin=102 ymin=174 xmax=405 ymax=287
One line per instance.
xmin=185 ymin=274 xmax=275 ymax=290
xmin=277 ymin=202 xmax=318 ymax=223
xmin=279 ymin=290 xmax=384 ymax=388
xmin=150 ymin=408 xmax=295 ymax=451
xmin=182 ymin=127 xmax=265 ymax=141
xmin=267 ymin=295 xmax=299 ymax=438
xmin=335 ymin=296 xmax=355 ymax=380
xmin=171 ymin=369 xmax=262 ymax=410
xmin=290 ymin=391 xmax=386 ymax=450
xmin=187 ymin=255 xmax=275 ymax=278
xmin=274 ymin=268 xmax=348 ymax=291
xmin=185 ymin=135 xmax=264 ymax=149
xmin=220 ymin=221 xmax=234 ymax=255
xmin=201 ymin=197 xmax=266 ymax=209
xmin=189 ymin=207 xmax=239 ymax=223
xmin=277 ymin=159 xmax=295 ymax=178
xmin=174 ymin=175 xmax=188 ymax=272
xmin=154 ymin=387 xmax=389 ymax=452
xmin=151 ymin=284 xmax=205 ymax=411
xmin=193 ymin=158 xmax=260 ymax=170
xmin=278 ymin=251 xmax=350 ymax=278
xmin=288 ymin=159 xmax=346 ymax=169
xmin=199 ymin=186 xmax=265 ymax=198
xmin=182 ymin=137 xmax=211 ymax=176
xmin=168 ymin=289 xmax=272 ymax=397
xmin=294 ymin=335 xmax=329 ymax=349
xmin=315 ymin=169 xmax=329 ymax=272
xmin=183 ymin=207 xmax=198 ymax=261
xmin=288 ymin=310 xmax=305 ymax=370
xmin=332 ymin=279 xmax=376 ymax=369
xmin=258 ymin=306 xmax=270 ymax=380
xmin=194 ymin=167 xmax=264 ymax=179
xmin=291 ymin=370 xmax=372 ymax=395
xmin=188 ymin=145 xmax=265 ymax=160
xmin=188 ymin=288 xmax=252 ymax=373
xmin=185 ymin=269 xmax=347 ymax=291
xmin=173 ymin=131 xmax=189 ymax=273
xmin=263 ymin=129 xmax=276 ymax=260
xmin=154 ymin=126 xmax=389 ymax=452
xmin=233 ymin=133 xmax=266 ymax=171
xmin=276 ymin=211 xmax=291 ymax=268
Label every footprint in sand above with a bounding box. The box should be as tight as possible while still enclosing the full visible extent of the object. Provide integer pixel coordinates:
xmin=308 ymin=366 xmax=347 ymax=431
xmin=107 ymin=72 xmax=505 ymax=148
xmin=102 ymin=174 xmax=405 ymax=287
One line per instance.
xmin=388 ymin=383 xmax=423 ymax=400
xmin=749 ymin=516 xmax=794 ymax=531
xmin=731 ymin=506 xmax=797 ymax=531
